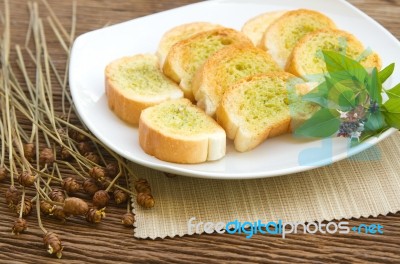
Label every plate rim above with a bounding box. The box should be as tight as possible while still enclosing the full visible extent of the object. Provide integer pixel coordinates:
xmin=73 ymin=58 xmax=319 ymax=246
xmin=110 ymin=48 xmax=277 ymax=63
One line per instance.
xmin=69 ymin=0 xmax=400 ymax=180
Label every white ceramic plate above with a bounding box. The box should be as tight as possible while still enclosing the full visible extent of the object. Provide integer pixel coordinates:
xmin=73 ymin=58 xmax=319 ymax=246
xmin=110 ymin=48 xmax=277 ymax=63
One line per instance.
xmin=70 ymin=0 xmax=399 ymax=179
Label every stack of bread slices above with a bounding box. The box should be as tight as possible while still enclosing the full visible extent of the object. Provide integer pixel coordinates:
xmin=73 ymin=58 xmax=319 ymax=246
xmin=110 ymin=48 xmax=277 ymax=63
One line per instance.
xmin=105 ymin=9 xmax=381 ymax=164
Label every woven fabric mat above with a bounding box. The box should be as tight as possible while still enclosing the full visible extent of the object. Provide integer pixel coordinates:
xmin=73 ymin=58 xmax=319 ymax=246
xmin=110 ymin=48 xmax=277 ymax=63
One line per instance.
xmin=130 ymin=132 xmax=400 ymax=239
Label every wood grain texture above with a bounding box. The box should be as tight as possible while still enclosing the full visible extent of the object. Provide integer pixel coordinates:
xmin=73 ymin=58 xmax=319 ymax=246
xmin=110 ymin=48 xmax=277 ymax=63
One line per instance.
xmin=1 ymin=0 xmax=400 ymax=263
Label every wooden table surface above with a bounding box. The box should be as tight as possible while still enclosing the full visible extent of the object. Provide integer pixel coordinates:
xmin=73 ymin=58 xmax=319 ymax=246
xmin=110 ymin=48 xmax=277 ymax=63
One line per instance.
xmin=1 ymin=0 xmax=400 ymax=263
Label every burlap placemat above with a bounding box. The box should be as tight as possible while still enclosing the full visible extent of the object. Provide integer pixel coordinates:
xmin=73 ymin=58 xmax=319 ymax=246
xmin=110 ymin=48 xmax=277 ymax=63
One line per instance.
xmin=130 ymin=132 xmax=400 ymax=239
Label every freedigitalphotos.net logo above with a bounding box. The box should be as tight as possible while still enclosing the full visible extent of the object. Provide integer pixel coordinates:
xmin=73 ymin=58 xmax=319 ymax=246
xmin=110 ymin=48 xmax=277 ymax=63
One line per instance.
xmin=187 ymin=217 xmax=384 ymax=239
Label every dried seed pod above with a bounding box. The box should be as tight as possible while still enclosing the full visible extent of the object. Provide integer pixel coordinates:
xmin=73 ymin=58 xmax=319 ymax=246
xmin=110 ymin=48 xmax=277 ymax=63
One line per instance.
xmin=60 ymin=147 xmax=72 ymax=161
xmin=89 ymin=166 xmax=106 ymax=182
xmin=136 ymin=193 xmax=155 ymax=209
xmin=134 ymin=179 xmax=151 ymax=194
xmin=86 ymin=208 xmax=106 ymax=224
xmin=43 ymin=232 xmax=63 ymax=259
xmin=61 ymin=177 xmax=81 ymax=193
xmin=77 ymin=142 xmax=92 ymax=155
xmin=113 ymin=189 xmax=128 ymax=205
xmin=16 ymin=199 xmax=33 ymax=217
xmin=40 ymin=201 xmax=55 ymax=215
xmin=0 ymin=167 xmax=8 ymax=182
xmin=121 ymin=212 xmax=135 ymax=227
xmin=84 ymin=152 xmax=100 ymax=164
xmin=17 ymin=171 xmax=36 ymax=187
xmin=51 ymin=206 xmax=68 ymax=221
xmin=49 ymin=188 xmax=65 ymax=203
xmin=39 ymin=148 xmax=55 ymax=165
xmin=164 ymin=172 xmax=177 ymax=178
xmin=63 ymin=197 xmax=89 ymax=216
xmin=69 ymin=130 xmax=88 ymax=142
xmin=105 ymin=162 xmax=119 ymax=178
xmin=23 ymin=143 xmax=35 ymax=162
xmin=5 ymin=186 xmax=21 ymax=208
xmin=82 ymin=178 xmax=100 ymax=195
xmin=93 ymin=190 xmax=110 ymax=209
xmin=12 ymin=218 xmax=28 ymax=235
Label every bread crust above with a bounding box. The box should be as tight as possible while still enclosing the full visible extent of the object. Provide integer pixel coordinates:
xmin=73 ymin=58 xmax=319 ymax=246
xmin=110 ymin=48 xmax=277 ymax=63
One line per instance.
xmin=163 ymin=28 xmax=253 ymax=102
xmin=285 ymin=29 xmax=382 ymax=79
xmin=139 ymin=99 xmax=226 ymax=164
xmin=241 ymin=10 xmax=286 ymax=47
xmin=192 ymin=44 xmax=280 ymax=116
xmin=261 ymin=9 xmax=336 ymax=68
xmin=105 ymin=54 xmax=183 ymax=126
xmin=157 ymin=22 xmax=221 ymax=67
xmin=217 ymin=73 xmax=299 ymax=152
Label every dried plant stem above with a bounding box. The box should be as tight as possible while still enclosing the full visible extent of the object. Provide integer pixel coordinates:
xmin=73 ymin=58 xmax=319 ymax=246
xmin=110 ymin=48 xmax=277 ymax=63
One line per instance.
xmin=19 ymin=188 xmax=26 ymax=219
xmin=40 ymin=0 xmax=70 ymax=42
xmin=105 ymin=171 xmax=123 ymax=192
xmin=1 ymin=0 xmax=14 ymax=185
xmin=36 ymin=177 xmax=47 ymax=234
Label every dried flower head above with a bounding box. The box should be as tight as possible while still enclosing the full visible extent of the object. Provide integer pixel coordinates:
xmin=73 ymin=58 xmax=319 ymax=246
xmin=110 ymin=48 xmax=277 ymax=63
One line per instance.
xmin=49 ymin=188 xmax=65 ymax=203
xmin=84 ymin=152 xmax=100 ymax=164
xmin=83 ymin=178 xmax=100 ymax=196
xmin=0 ymin=167 xmax=8 ymax=182
xmin=12 ymin=218 xmax=28 ymax=235
xmin=16 ymin=199 xmax=33 ymax=217
xmin=61 ymin=177 xmax=81 ymax=193
xmin=23 ymin=143 xmax=35 ymax=162
xmin=77 ymin=142 xmax=92 ymax=155
xmin=136 ymin=193 xmax=155 ymax=209
xmin=86 ymin=208 xmax=106 ymax=224
xmin=69 ymin=130 xmax=88 ymax=142
xmin=40 ymin=201 xmax=55 ymax=215
xmin=43 ymin=232 xmax=63 ymax=259
xmin=51 ymin=206 xmax=68 ymax=222
xmin=63 ymin=197 xmax=89 ymax=216
xmin=105 ymin=162 xmax=119 ymax=178
xmin=121 ymin=212 xmax=135 ymax=227
xmin=60 ymin=147 xmax=72 ymax=161
xmin=134 ymin=179 xmax=151 ymax=194
xmin=39 ymin=148 xmax=55 ymax=166
xmin=5 ymin=186 xmax=21 ymax=209
xmin=89 ymin=166 xmax=106 ymax=182
xmin=113 ymin=189 xmax=128 ymax=205
xmin=93 ymin=190 xmax=110 ymax=209
xmin=17 ymin=171 xmax=36 ymax=187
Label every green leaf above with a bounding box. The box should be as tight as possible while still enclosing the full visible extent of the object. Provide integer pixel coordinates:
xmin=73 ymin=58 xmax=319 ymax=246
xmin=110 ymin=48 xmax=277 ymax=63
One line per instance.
xmin=386 ymin=83 xmax=400 ymax=99
xmin=295 ymin=108 xmax=340 ymax=138
xmin=383 ymin=98 xmax=400 ymax=113
xmin=366 ymin=68 xmax=382 ymax=104
xmin=379 ymin=63 xmax=395 ymax=83
xmin=325 ymin=77 xmax=355 ymax=111
xmin=322 ymin=50 xmax=368 ymax=84
xmin=382 ymin=98 xmax=400 ymax=129
xmin=301 ymin=81 xmax=331 ymax=107
xmin=364 ymin=112 xmax=385 ymax=131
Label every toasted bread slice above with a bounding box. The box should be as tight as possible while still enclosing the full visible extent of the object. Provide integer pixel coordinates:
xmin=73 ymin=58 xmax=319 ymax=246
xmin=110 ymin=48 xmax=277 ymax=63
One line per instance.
xmin=261 ymin=9 xmax=336 ymax=68
xmin=216 ymin=72 xmax=303 ymax=152
xmin=157 ymin=22 xmax=222 ymax=67
xmin=192 ymin=44 xmax=281 ymax=116
xmin=163 ymin=28 xmax=253 ymax=101
xmin=286 ymin=29 xmax=382 ymax=82
xmin=241 ymin=10 xmax=286 ymax=47
xmin=139 ymin=98 xmax=226 ymax=163
xmin=105 ymin=54 xmax=183 ymax=126
xmin=288 ymin=82 xmax=321 ymax=131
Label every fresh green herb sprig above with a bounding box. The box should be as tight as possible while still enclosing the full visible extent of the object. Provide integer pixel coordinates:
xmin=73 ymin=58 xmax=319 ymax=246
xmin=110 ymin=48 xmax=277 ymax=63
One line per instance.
xmin=294 ymin=51 xmax=400 ymax=144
